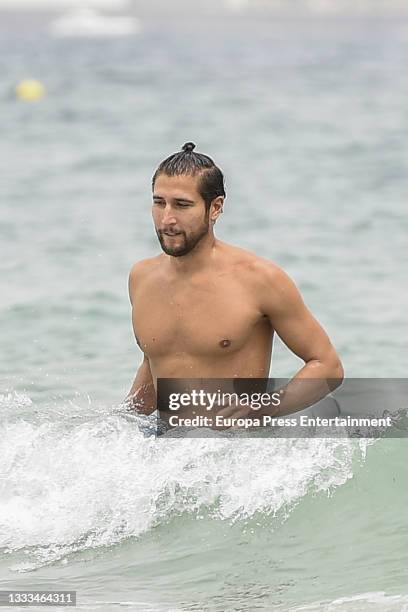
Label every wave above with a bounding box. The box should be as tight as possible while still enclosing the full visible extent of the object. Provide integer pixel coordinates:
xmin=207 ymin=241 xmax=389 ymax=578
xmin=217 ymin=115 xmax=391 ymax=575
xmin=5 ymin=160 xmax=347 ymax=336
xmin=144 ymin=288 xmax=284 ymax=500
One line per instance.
xmin=0 ymin=390 xmax=368 ymax=571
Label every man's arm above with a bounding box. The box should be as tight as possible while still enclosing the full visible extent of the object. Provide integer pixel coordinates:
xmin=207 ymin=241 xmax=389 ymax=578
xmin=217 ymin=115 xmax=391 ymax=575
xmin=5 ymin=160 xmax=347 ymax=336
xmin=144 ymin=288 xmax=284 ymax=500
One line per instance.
xmin=217 ymin=260 xmax=344 ymax=424
xmin=125 ymin=261 xmax=156 ymax=415
xmin=124 ymin=354 xmax=156 ymax=415
xmin=257 ymin=262 xmax=344 ymax=416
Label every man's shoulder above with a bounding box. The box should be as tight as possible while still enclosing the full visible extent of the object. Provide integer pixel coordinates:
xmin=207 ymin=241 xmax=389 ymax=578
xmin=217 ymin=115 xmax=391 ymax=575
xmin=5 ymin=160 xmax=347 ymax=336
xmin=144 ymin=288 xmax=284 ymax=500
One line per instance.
xmin=129 ymin=255 xmax=162 ymax=279
xmin=128 ymin=255 xmax=163 ymax=297
xmin=222 ymin=242 xmax=287 ymax=285
xmin=224 ymin=244 xmax=302 ymax=314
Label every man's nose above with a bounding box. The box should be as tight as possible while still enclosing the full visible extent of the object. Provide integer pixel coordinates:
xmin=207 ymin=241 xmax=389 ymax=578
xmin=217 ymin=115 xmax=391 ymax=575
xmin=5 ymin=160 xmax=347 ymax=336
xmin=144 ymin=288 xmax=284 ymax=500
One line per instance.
xmin=162 ymin=205 xmax=177 ymax=225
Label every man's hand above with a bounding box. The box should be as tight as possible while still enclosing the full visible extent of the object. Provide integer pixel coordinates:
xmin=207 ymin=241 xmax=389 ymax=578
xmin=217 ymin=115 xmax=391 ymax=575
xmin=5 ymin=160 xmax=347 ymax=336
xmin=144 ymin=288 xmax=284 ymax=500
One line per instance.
xmin=124 ymin=383 xmax=155 ymax=415
xmin=125 ymin=354 xmax=156 ymax=416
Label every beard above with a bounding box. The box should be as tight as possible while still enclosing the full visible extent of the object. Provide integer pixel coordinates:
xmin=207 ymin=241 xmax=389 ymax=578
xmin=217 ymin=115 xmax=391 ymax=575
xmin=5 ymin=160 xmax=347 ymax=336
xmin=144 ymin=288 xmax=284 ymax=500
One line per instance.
xmin=156 ymin=217 xmax=209 ymax=257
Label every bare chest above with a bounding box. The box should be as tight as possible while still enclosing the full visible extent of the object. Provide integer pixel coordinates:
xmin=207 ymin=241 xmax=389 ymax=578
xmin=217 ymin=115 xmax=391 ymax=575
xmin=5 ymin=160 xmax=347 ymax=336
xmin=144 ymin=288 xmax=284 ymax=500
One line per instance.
xmin=132 ymin=278 xmax=261 ymax=358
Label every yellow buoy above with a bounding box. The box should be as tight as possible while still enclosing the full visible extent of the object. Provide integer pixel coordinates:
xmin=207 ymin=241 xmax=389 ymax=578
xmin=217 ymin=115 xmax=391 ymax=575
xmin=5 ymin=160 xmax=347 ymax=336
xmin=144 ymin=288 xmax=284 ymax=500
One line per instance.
xmin=16 ymin=79 xmax=45 ymax=102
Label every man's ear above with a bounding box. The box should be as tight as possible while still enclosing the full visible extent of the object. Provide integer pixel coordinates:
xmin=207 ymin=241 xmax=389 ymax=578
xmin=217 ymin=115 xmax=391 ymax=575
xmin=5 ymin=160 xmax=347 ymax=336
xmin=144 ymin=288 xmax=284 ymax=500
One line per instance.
xmin=210 ymin=196 xmax=224 ymax=224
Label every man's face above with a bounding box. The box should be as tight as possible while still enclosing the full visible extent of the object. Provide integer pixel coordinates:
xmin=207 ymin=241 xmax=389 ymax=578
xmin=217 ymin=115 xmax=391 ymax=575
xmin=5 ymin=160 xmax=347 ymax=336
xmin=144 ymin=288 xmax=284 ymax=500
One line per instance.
xmin=152 ymin=173 xmax=210 ymax=257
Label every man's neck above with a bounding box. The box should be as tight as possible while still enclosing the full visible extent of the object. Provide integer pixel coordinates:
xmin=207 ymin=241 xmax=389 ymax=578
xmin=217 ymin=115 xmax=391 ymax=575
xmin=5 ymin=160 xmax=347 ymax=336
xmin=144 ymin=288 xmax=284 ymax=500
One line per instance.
xmin=167 ymin=233 xmax=219 ymax=276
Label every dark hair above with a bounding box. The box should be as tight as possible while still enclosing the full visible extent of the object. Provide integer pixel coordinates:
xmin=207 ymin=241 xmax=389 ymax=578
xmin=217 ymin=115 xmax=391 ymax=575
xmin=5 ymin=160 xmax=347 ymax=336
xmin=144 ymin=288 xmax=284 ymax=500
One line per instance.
xmin=152 ymin=142 xmax=226 ymax=209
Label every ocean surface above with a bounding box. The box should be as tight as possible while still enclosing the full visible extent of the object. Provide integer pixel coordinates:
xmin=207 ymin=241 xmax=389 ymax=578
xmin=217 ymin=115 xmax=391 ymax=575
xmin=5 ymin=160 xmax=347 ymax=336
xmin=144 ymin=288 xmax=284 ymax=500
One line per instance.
xmin=1 ymin=16 xmax=408 ymax=611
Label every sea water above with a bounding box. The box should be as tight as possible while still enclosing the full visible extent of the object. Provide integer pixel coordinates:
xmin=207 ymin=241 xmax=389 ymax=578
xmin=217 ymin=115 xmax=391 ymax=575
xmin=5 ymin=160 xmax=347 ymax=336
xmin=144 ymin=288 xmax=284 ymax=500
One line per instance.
xmin=1 ymin=16 xmax=408 ymax=611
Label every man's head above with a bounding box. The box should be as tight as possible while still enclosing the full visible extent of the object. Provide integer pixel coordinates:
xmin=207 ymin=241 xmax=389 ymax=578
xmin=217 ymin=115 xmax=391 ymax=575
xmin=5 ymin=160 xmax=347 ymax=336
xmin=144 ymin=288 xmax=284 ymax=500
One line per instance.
xmin=151 ymin=143 xmax=226 ymax=257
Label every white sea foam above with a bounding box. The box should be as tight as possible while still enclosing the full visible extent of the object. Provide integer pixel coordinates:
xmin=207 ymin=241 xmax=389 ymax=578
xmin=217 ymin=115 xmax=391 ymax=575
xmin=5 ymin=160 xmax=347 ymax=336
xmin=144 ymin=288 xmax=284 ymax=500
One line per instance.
xmin=0 ymin=392 xmax=368 ymax=570
xmin=0 ymin=390 xmax=33 ymax=409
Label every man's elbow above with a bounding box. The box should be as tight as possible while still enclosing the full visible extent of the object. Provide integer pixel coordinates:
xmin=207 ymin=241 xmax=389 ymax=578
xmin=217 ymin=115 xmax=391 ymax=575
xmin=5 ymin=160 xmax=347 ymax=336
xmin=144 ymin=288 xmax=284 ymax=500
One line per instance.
xmin=328 ymin=353 xmax=344 ymax=390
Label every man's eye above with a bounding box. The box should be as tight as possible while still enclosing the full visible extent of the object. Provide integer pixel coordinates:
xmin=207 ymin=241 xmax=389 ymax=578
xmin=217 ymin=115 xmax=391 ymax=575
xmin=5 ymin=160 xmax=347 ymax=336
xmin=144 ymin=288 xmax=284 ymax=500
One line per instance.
xmin=177 ymin=203 xmax=191 ymax=207
xmin=153 ymin=201 xmax=165 ymax=206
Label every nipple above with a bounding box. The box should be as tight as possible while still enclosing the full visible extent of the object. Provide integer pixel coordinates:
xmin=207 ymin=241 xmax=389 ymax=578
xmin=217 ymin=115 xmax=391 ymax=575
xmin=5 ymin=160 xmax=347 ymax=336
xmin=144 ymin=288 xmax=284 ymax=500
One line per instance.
xmin=220 ymin=339 xmax=231 ymax=348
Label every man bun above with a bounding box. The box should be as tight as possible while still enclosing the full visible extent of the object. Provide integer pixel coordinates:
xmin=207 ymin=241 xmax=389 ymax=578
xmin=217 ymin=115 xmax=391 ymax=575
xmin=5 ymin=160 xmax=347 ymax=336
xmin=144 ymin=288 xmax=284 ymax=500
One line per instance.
xmin=182 ymin=142 xmax=196 ymax=153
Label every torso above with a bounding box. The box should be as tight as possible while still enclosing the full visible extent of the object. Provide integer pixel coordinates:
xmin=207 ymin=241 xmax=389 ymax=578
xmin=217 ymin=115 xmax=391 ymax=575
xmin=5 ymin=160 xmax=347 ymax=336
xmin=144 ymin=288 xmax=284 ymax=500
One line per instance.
xmin=130 ymin=242 xmax=275 ymax=386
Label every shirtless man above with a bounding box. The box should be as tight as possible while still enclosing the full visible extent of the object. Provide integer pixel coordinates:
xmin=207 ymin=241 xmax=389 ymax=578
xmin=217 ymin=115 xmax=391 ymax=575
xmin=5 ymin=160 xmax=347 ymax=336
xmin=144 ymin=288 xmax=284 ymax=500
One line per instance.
xmin=126 ymin=142 xmax=343 ymax=424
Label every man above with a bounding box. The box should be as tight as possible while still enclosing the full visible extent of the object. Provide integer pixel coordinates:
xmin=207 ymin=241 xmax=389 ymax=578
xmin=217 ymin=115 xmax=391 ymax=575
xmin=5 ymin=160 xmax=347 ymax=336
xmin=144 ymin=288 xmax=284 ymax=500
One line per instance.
xmin=126 ymin=142 xmax=343 ymax=425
